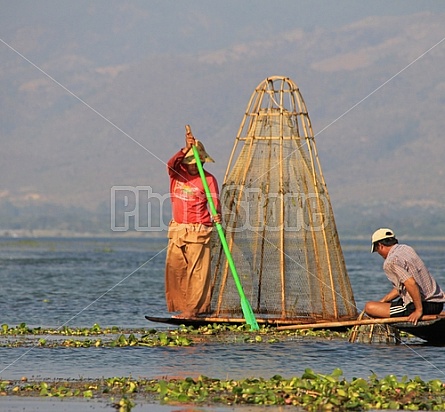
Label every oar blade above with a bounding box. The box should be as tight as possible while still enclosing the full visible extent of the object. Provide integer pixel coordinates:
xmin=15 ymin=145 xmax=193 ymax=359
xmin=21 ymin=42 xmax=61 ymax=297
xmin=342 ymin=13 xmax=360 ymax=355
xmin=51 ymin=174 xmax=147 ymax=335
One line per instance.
xmin=241 ymin=296 xmax=260 ymax=331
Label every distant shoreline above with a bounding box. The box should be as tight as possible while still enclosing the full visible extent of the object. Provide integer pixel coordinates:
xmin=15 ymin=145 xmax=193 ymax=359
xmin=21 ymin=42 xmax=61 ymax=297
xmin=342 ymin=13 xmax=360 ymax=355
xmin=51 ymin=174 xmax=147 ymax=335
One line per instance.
xmin=0 ymin=229 xmax=167 ymax=239
xmin=2 ymin=229 xmax=445 ymax=242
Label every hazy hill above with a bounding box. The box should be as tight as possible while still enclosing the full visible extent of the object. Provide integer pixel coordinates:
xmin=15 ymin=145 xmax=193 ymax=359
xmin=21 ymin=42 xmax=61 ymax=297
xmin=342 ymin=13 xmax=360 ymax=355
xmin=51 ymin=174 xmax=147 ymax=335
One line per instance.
xmin=1 ymin=5 xmax=445 ymax=238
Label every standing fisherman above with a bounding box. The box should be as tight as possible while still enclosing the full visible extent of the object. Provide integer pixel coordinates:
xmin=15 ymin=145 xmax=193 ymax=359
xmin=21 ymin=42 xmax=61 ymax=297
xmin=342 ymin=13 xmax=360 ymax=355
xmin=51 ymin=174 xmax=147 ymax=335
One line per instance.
xmin=165 ymin=127 xmax=221 ymax=319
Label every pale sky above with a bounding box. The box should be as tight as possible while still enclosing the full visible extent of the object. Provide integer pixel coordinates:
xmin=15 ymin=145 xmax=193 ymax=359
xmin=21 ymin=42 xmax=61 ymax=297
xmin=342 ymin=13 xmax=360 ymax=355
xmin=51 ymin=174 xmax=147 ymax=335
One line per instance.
xmin=3 ymin=1 xmax=445 ymax=56
xmin=1 ymin=1 xmax=445 ymax=236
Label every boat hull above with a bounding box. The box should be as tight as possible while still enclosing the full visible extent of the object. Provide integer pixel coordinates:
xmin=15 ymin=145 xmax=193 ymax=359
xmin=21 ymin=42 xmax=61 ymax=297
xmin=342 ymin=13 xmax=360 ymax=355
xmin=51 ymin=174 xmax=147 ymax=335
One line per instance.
xmin=393 ymin=317 xmax=445 ymax=344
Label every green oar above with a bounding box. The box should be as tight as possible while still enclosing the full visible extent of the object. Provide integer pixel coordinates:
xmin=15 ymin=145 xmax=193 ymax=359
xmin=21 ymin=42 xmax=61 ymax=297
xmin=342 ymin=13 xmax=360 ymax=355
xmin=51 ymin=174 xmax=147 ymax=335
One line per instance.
xmin=189 ymin=135 xmax=259 ymax=331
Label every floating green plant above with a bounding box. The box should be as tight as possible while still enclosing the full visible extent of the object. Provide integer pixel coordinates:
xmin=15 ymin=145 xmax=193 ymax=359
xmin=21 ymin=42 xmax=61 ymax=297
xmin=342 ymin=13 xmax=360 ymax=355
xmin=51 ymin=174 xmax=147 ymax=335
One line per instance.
xmin=0 ymin=322 xmax=410 ymax=350
xmin=0 ymin=323 xmax=126 ymax=337
xmin=2 ymin=371 xmax=445 ymax=411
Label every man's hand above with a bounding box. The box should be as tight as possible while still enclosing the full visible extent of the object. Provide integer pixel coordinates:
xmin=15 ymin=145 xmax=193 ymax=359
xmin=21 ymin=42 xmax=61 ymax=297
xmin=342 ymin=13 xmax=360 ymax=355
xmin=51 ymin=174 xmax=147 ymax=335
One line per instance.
xmin=212 ymin=213 xmax=222 ymax=224
xmin=407 ymin=309 xmax=423 ymax=325
xmin=184 ymin=124 xmax=196 ymax=150
xmin=379 ymin=288 xmax=399 ymax=303
xmin=185 ymin=130 xmax=195 ymax=150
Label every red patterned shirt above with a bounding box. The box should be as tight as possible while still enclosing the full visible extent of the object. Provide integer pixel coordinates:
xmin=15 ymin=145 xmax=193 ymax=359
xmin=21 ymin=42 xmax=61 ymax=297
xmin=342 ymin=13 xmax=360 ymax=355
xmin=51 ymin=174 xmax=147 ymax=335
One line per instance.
xmin=167 ymin=149 xmax=220 ymax=225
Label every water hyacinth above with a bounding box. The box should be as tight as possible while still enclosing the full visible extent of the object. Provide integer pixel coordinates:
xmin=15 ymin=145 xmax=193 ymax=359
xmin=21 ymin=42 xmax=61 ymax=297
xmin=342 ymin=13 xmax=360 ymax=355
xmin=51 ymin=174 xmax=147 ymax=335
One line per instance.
xmin=2 ymin=371 xmax=445 ymax=410
xmin=1 ymin=323 xmax=444 ymax=410
xmin=0 ymin=322 xmax=348 ymax=348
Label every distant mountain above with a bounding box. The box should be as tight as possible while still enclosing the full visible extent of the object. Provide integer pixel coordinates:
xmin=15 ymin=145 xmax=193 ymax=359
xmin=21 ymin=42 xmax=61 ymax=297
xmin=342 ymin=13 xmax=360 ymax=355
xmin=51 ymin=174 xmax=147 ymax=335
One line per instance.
xmin=1 ymin=7 xmax=444 ymax=237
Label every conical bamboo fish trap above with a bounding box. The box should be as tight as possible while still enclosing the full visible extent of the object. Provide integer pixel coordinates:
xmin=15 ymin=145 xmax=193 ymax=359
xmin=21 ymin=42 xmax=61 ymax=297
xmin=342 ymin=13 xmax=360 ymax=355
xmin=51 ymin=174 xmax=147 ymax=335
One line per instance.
xmin=209 ymin=76 xmax=357 ymax=323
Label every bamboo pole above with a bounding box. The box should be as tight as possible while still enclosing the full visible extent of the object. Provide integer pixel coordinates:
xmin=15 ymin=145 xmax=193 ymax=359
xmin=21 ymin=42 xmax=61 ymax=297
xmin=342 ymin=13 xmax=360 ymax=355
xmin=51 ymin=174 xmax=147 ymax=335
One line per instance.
xmin=348 ymin=309 xmax=366 ymax=343
xmin=276 ymin=314 xmax=443 ymax=331
xmin=278 ymin=82 xmax=286 ymax=317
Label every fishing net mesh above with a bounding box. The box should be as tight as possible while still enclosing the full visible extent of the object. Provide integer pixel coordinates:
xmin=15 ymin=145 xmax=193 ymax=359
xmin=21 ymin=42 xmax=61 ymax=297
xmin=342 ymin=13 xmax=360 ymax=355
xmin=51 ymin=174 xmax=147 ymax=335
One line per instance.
xmin=209 ymin=76 xmax=357 ymax=322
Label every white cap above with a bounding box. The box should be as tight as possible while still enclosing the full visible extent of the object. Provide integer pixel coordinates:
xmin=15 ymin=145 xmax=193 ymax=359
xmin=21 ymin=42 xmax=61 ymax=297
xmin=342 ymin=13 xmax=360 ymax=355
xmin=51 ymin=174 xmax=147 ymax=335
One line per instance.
xmin=371 ymin=228 xmax=395 ymax=253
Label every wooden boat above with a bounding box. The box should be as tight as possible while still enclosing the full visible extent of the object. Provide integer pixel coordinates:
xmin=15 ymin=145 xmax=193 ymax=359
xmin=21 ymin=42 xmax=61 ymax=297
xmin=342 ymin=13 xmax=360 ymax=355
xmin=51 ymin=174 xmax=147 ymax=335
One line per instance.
xmin=145 ymin=315 xmax=234 ymax=328
xmin=145 ymin=315 xmax=321 ymax=328
xmin=277 ymin=313 xmax=445 ymax=344
xmin=146 ymin=313 xmax=445 ymax=344
xmin=392 ymin=315 xmax=445 ymax=344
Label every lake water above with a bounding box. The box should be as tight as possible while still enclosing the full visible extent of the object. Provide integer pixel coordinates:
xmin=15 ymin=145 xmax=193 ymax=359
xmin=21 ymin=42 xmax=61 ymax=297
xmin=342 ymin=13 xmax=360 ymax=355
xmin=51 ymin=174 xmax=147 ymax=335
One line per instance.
xmin=1 ymin=236 xmax=445 ymax=410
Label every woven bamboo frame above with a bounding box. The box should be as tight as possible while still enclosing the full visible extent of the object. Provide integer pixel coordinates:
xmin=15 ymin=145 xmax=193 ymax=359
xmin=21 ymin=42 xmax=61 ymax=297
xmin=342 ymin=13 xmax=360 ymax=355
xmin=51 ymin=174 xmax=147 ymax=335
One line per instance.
xmin=209 ymin=76 xmax=357 ymax=323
